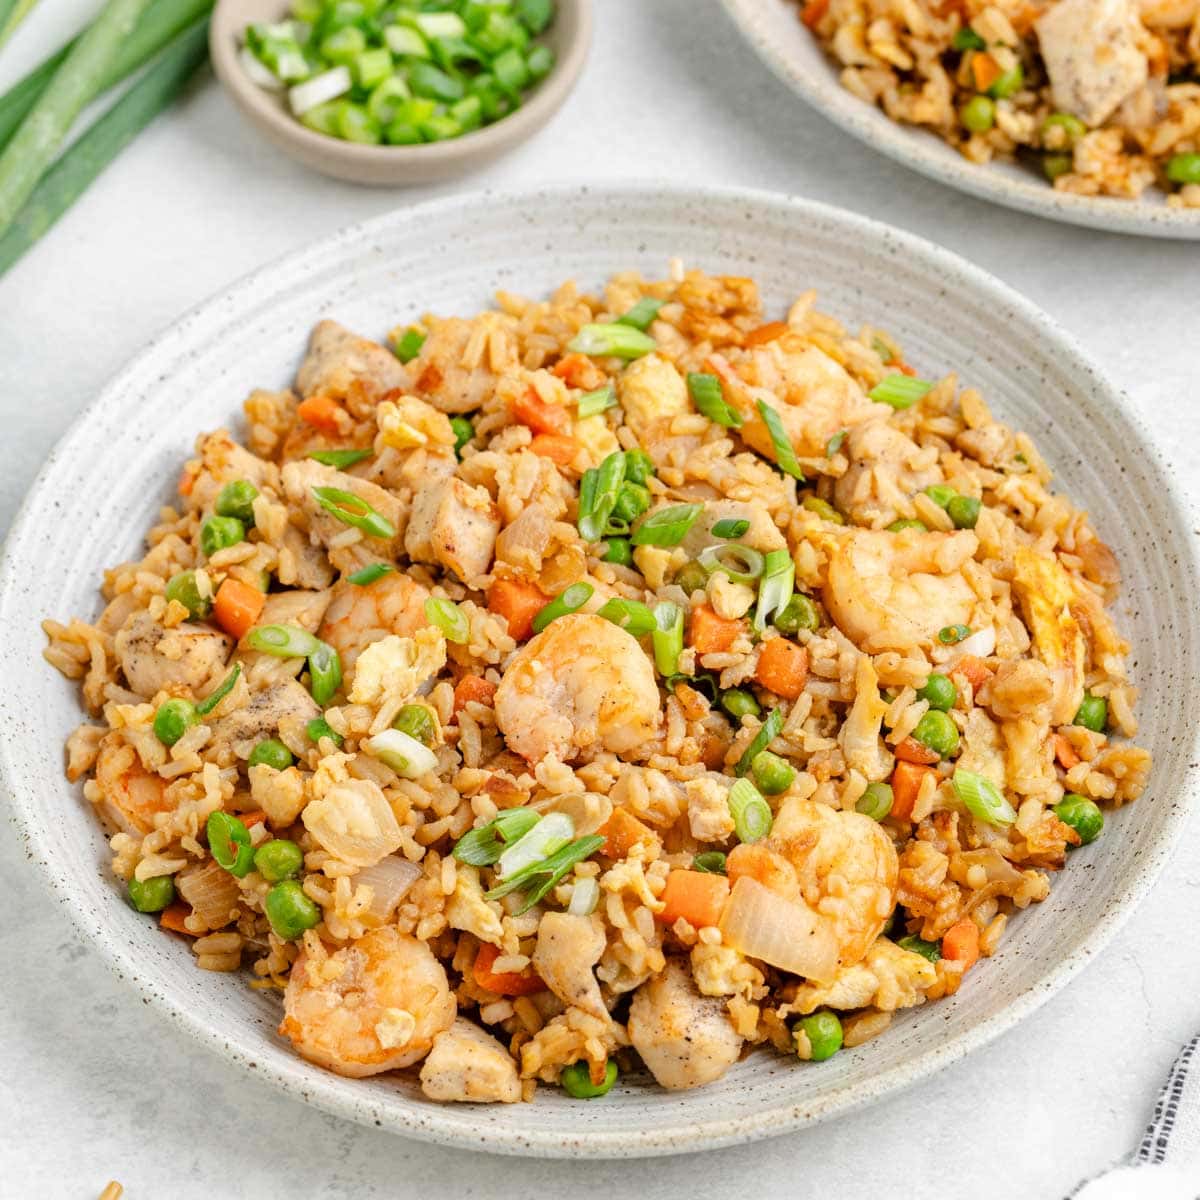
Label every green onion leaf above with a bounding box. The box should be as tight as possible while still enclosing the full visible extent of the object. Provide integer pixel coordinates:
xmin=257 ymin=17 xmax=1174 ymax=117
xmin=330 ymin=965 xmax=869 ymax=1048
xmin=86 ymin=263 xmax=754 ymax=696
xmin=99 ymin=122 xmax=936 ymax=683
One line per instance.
xmin=486 ymin=834 xmax=606 ymax=914
xmin=753 ymin=548 xmax=795 ymax=633
xmin=246 ymin=624 xmax=322 ymax=658
xmin=868 ymin=375 xmax=934 ymax=410
xmin=735 ymin=708 xmax=783 ymax=777
xmin=728 ymin=777 xmax=773 ymax=843
xmin=311 ymin=486 xmax=396 ymax=539
xmin=898 ymin=934 xmax=942 ymax=962
xmin=308 ymin=448 xmax=373 ymax=470
xmin=532 ymin=582 xmax=594 ymax=634
xmin=825 ymin=430 xmax=847 ymax=457
xmin=453 ymin=808 xmax=541 ymax=867
xmin=308 ymin=640 xmax=342 ymax=706
xmin=631 ymin=503 xmax=703 ymax=547
xmin=347 ymin=563 xmax=394 ymax=586
xmin=687 ymin=372 xmax=742 ymax=428
xmin=424 ymin=596 xmax=470 ymax=644
xmin=577 ymin=383 xmax=616 ymax=419
xmin=711 ymin=517 xmax=750 ymax=539
xmin=616 ymin=298 xmax=663 ymax=331
xmin=652 ymin=601 xmax=684 ymax=676
xmin=195 ymin=663 xmax=241 ymax=718
xmin=952 ymin=769 xmax=1017 ymax=827
xmin=754 ymin=399 xmax=804 ymax=480
xmin=667 ymin=671 xmax=718 ymax=703
xmin=692 ymin=851 xmax=727 ymax=875
xmin=698 ymin=543 xmax=764 ymax=584
xmin=577 ymin=450 xmax=626 ymax=542
xmin=568 ymin=322 xmax=656 ymax=360
xmin=596 ymin=597 xmax=656 ymax=637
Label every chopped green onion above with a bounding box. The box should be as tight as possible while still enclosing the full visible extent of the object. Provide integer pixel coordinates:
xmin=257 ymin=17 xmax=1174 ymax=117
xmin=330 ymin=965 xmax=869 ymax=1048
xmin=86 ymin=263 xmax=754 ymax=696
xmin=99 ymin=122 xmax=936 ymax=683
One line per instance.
xmin=728 ymin=777 xmax=773 ymax=843
xmin=735 ymin=707 xmax=783 ymax=776
xmin=207 ymin=811 xmax=255 ymax=878
xmin=196 ymin=663 xmax=242 ymax=718
xmin=898 ymin=934 xmax=941 ymax=962
xmin=393 ymin=326 xmax=426 ymax=363
xmin=308 ymin=447 xmax=372 ymax=470
xmin=825 ymin=430 xmax=847 ymax=457
xmin=692 ymin=851 xmax=727 ymax=875
xmin=486 ymin=834 xmax=606 ymax=914
xmin=687 ymin=372 xmax=742 ymax=428
xmin=568 ymin=322 xmax=656 ymax=360
xmin=347 ymin=563 xmax=394 ymax=586
xmin=869 ymin=375 xmax=934 ymax=410
xmin=307 ymin=640 xmax=342 ymax=706
xmin=596 ymin=597 xmax=656 ymax=637
xmin=516 ymin=0 xmax=555 ymax=34
xmin=453 ymin=807 xmax=542 ymax=867
xmin=497 ymin=811 xmax=573 ymax=879
xmin=753 ymin=548 xmax=795 ymax=633
xmin=698 ymin=543 xmax=764 ymax=584
xmin=652 ymin=601 xmax=684 ymax=676
xmin=246 ymin=624 xmax=322 ymax=658
xmin=711 ymin=517 xmax=750 ymax=539
xmin=424 ymin=596 xmax=470 ymax=644
xmin=938 ymin=624 xmax=970 ymax=645
xmin=311 ymin=486 xmax=396 ymax=539
xmin=601 ymin=538 xmax=633 ymax=566
xmin=951 ymin=26 xmax=985 ymax=50
xmin=623 ymin=449 xmax=656 ymax=486
xmin=617 ymin=298 xmax=663 ymax=331
xmin=631 ymin=503 xmax=703 ymax=547
xmin=532 ymin=582 xmax=594 ymax=634
xmin=384 ymin=25 xmax=429 ymax=58
xmin=952 ymin=768 xmax=1016 ymax=827
xmin=577 ymin=450 xmax=626 ymax=542
xmin=363 ymin=728 xmax=438 ymax=779
xmin=415 ymin=11 xmax=466 ymax=38
xmin=577 ymin=384 xmax=616 ymax=419
xmin=856 ymin=781 xmax=894 ymax=821
xmin=755 ymin=399 xmax=804 ymax=480
xmin=567 ymin=876 xmax=600 ymax=916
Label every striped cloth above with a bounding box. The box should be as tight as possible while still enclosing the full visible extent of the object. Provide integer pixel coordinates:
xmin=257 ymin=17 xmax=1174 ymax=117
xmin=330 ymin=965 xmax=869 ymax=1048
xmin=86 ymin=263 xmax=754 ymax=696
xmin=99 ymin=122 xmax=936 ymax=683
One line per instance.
xmin=1073 ymin=1035 xmax=1200 ymax=1199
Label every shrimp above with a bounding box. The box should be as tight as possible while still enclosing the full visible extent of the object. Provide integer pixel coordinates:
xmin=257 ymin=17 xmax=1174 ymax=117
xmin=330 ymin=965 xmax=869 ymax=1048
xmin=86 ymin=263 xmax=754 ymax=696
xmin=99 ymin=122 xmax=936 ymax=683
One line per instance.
xmin=280 ymin=927 xmax=456 ymax=1078
xmin=823 ymin=527 xmax=979 ymax=654
xmin=94 ymin=735 xmax=170 ymax=836
xmin=494 ymin=612 xmax=661 ymax=763
xmin=318 ymin=573 xmax=430 ymax=674
xmin=768 ymin=798 xmax=898 ymax=968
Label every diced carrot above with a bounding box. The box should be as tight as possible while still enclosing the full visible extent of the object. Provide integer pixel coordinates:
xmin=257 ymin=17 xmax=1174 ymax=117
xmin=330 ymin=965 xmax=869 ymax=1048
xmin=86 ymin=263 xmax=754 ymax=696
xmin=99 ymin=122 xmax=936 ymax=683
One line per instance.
xmin=971 ymin=51 xmax=1001 ymax=93
xmin=511 ymin=386 xmax=571 ymax=437
xmin=238 ymin=810 xmax=267 ymax=830
xmin=488 ymin=578 xmax=549 ymax=642
xmin=473 ymin=942 xmax=545 ymax=997
xmin=658 ymin=869 xmax=730 ymax=930
xmin=159 ymin=903 xmax=197 ymax=936
xmin=296 ymin=393 xmax=345 ymax=434
xmin=891 ymin=761 xmax=936 ymax=821
xmin=953 ymin=654 xmax=992 ymax=691
xmin=453 ymin=674 xmax=497 ymax=714
xmin=755 ymin=639 xmax=808 ymax=699
xmin=213 ymin=577 xmax=266 ymax=640
xmin=177 ymin=467 xmax=196 ymax=497
xmin=528 ymin=434 xmax=580 ymax=466
xmin=1054 ymin=732 xmax=1081 ymax=770
xmin=941 ymin=917 xmax=981 ymax=971
xmin=894 ymin=736 xmax=940 ymax=765
xmin=599 ymin=807 xmax=658 ymax=859
xmin=801 ymin=0 xmax=829 ymax=26
xmin=551 ymin=352 xmax=605 ymax=390
xmin=744 ymin=320 xmax=790 ymax=346
xmin=688 ymin=605 xmax=741 ymax=655
xmin=894 ymin=361 xmax=917 ymax=377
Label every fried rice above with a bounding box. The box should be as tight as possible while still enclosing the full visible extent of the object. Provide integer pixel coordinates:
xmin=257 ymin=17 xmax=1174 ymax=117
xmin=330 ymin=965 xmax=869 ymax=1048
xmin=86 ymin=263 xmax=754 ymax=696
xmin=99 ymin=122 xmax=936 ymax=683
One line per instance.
xmin=796 ymin=0 xmax=1200 ymax=205
xmin=43 ymin=265 xmax=1150 ymax=1102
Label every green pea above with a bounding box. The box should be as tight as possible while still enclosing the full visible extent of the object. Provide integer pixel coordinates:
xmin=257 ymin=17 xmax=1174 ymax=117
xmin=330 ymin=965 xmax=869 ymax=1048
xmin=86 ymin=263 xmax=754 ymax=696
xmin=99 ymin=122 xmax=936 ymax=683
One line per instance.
xmin=1073 ymin=692 xmax=1108 ymax=733
xmin=855 ymin=781 xmax=894 ymax=821
xmin=988 ymin=62 xmax=1024 ymax=99
xmin=248 ymin=739 xmax=294 ymax=771
xmin=912 ymin=710 xmax=960 ymax=758
xmin=560 ymin=1058 xmax=618 ymax=1098
xmin=153 ymin=698 xmax=198 ymax=747
xmin=898 ymin=934 xmax=941 ymax=962
xmin=721 ymin=688 xmax=761 ymax=721
xmin=264 ymin=880 xmax=321 ymax=940
xmin=802 ymin=496 xmax=844 ymax=524
xmin=164 ymin=570 xmax=213 ymax=620
xmin=611 ymin=482 xmax=651 ymax=524
xmin=1042 ymin=112 xmax=1085 ymax=147
xmin=450 ymin=415 xmax=474 ymax=457
xmin=924 ymin=484 xmax=956 ymax=509
xmin=215 ymin=479 xmax=259 ymax=525
xmin=947 ymin=495 xmax=981 ymax=529
xmin=752 ymin=750 xmax=796 ymax=796
xmin=917 ymin=673 xmax=957 ymax=712
xmin=127 ymin=874 xmax=176 ymax=913
xmin=775 ymin=594 xmax=819 ymax=635
xmin=1043 ymin=153 xmax=1073 ymax=182
xmin=798 ymin=1011 xmax=843 ymax=1062
xmin=1166 ymin=153 xmax=1200 ymax=186
xmin=675 ymin=561 xmax=709 ymax=596
xmin=887 ymin=519 xmax=927 ymax=532
xmin=393 ymin=704 xmax=436 ymax=746
xmin=306 ymin=717 xmax=344 ymax=747
xmin=1054 ymin=794 xmax=1104 ymax=846
xmin=200 ymin=514 xmax=245 ymax=557
xmin=960 ymin=94 xmax=995 ymax=133
xmin=624 ymin=449 xmax=656 ymax=486
xmin=253 ymin=839 xmax=304 ymax=882
xmin=601 ymin=537 xmax=633 ymax=566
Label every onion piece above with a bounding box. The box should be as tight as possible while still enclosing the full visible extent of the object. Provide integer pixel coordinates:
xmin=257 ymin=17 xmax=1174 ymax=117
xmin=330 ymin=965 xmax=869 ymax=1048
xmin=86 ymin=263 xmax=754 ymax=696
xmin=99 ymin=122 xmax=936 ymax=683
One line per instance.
xmin=718 ymin=877 xmax=839 ymax=984
xmin=355 ymin=855 xmax=422 ymax=925
xmin=288 ymin=66 xmax=351 ymax=116
xmin=567 ymin=876 xmax=600 ymax=916
xmin=363 ymin=728 xmax=438 ymax=779
xmin=176 ymin=861 xmax=240 ymax=932
xmin=954 ymin=626 xmax=995 ymax=659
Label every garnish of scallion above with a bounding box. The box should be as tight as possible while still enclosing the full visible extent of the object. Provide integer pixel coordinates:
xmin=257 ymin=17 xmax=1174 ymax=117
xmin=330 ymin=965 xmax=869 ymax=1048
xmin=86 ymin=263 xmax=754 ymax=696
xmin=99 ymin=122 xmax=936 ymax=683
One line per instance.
xmin=567 ymin=322 xmax=656 ymax=360
xmin=577 ymin=383 xmax=616 ymax=419
xmin=532 ymin=582 xmax=594 ymax=633
xmin=753 ymin=548 xmax=794 ymax=633
xmin=869 ymin=375 xmax=934 ymax=410
xmin=616 ymin=298 xmax=663 ymax=331
xmin=630 ymin=503 xmax=703 ymax=547
xmin=687 ymin=371 xmax=743 ymax=428
xmin=755 ymin=399 xmax=804 ymax=480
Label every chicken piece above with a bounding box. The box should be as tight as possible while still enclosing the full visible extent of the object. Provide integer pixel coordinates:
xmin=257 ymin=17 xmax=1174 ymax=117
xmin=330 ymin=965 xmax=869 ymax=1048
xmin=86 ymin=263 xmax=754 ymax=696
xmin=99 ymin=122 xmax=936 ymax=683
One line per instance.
xmin=186 ymin=429 xmax=277 ymax=514
xmin=296 ymin=319 xmax=409 ymax=400
xmin=531 ymin=912 xmax=607 ymax=1019
xmin=210 ymin=678 xmax=320 ymax=757
xmin=838 ymin=654 xmax=893 ymax=783
xmin=319 ymin=573 xmax=430 ymax=676
xmin=404 ymin=475 xmax=500 ymax=588
xmin=618 ymin=353 xmax=690 ymax=443
xmin=408 ymin=316 xmax=504 ymax=413
xmin=833 ymin=417 xmax=942 ymax=525
xmin=445 ymin=865 xmax=504 ymax=945
xmin=419 ymin=1018 xmax=521 ymax=1103
xmin=1139 ymin=0 xmax=1198 ymax=25
xmin=302 ymin=778 xmax=404 ymax=868
xmin=113 ymin=611 xmax=232 ymax=700
xmin=627 ymin=960 xmax=744 ymax=1090
xmin=278 ymin=523 xmax=335 ymax=590
xmin=823 ymin=527 xmax=978 ymax=654
xmin=787 ymin=937 xmax=938 ymax=1014
xmin=495 ymin=613 xmax=662 ymax=762
xmin=684 ymin=774 xmax=736 ymax=842
xmin=1035 ymin=0 xmax=1149 ymax=126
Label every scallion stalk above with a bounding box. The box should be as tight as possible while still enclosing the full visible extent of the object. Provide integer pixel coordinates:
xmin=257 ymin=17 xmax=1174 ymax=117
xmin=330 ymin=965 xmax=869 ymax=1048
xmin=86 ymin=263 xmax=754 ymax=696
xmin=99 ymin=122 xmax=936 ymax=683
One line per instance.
xmin=596 ymin=597 xmax=656 ymax=637
xmin=735 ymin=708 xmax=783 ymax=776
xmin=577 ymin=384 xmax=616 ymax=419
xmin=755 ymin=399 xmax=804 ymax=480
xmin=577 ymin=451 xmax=626 ymax=543
xmin=424 ymin=596 xmax=470 ymax=644
xmin=869 ymin=375 xmax=934 ymax=410
xmin=952 ymin=769 xmax=1016 ymax=827
xmin=753 ymin=549 xmax=795 ymax=633
xmin=616 ymin=298 xmax=663 ymax=331
xmin=630 ymin=503 xmax=703 ymax=547
xmin=687 ymin=372 xmax=742 ymax=428
xmin=311 ymin=485 xmax=396 ymax=539
xmin=532 ymin=582 xmax=594 ymax=633
xmin=728 ymin=777 xmax=773 ymax=843
xmin=568 ymin=322 xmax=656 ymax=360
xmin=652 ymin=601 xmax=683 ymax=676
xmin=698 ymin=543 xmax=764 ymax=584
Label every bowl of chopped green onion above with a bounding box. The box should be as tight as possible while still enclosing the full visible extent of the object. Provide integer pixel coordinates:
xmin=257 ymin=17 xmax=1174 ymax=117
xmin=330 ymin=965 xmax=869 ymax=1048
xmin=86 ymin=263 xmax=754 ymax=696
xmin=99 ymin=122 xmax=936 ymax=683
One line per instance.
xmin=211 ymin=0 xmax=591 ymax=184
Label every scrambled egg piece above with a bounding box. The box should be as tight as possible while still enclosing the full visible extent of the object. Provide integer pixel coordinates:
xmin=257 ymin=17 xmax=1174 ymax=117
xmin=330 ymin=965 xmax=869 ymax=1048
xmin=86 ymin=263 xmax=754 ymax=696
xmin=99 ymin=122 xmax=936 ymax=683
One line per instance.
xmin=1012 ymin=547 xmax=1085 ymax=725
xmin=788 ymin=938 xmax=938 ymax=1014
xmin=376 ymin=395 xmax=455 ymax=451
xmin=573 ymin=413 xmax=621 ymax=466
xmin=619 ymin=353 xmax=689 ymax=440
xmin=349 ymin=626 xmax=447 ymax=706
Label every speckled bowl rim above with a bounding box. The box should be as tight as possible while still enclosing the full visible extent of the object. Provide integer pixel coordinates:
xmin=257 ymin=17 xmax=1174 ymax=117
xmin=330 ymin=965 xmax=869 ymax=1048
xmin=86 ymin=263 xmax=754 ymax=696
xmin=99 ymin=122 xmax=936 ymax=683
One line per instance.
xmin=2 ymin=182 xmax=1197 ymax=1157
xmin=719 ymin=0 xmax=1200 ymax=240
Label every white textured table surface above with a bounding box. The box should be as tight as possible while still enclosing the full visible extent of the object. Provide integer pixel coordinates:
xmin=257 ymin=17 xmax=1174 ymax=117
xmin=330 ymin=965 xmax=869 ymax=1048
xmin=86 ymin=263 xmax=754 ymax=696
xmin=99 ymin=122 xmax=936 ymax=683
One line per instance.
xmin=2 ymin=2 xmax=1199 ymax=1196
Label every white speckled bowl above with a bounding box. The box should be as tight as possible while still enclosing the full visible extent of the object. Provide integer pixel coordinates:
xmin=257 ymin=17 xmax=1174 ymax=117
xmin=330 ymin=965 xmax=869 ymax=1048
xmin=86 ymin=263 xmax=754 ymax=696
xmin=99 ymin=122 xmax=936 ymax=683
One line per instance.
xmin=721 ymin=0 xmax=1200 ymax=240
xmin=1 ymin=184 xmax=1196 ymax=1157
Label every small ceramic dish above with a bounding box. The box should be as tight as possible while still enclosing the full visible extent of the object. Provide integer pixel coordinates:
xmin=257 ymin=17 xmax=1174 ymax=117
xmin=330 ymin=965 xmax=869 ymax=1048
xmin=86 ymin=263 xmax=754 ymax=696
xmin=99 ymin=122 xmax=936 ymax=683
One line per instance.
xmin=209 ymin=0 xmax=592 ymax=185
